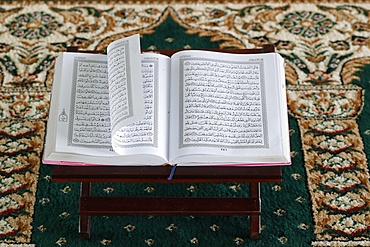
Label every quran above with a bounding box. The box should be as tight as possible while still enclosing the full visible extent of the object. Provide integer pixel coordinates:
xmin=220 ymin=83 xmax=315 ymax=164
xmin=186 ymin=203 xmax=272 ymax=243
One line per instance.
xmin=43 ymin=34 xmax=291 ymax=166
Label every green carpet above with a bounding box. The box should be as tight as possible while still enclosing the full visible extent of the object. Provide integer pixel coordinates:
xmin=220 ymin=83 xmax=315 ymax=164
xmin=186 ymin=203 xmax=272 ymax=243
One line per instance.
xmin=0 ymin=1 xmax=370 ymax=246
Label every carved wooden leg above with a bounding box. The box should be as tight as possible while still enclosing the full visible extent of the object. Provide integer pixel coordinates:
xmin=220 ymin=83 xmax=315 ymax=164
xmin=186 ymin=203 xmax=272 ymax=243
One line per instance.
xmin=249 ymin=182 xmax=261 ymax=240
xmin=79 ymin=182 xmax=92 ymax=239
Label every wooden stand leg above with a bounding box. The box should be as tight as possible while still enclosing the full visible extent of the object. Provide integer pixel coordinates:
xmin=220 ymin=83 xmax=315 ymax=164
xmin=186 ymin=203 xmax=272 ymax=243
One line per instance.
xmin=79 ymin=182 xmax=91 ymax=239
xmin=249 ymin=182 xmax=261 ymax=240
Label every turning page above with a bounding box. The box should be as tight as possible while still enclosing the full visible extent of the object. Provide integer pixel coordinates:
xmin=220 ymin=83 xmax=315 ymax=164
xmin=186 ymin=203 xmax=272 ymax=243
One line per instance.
xmin=168 ymin=50 xmax=290 ymax=165
xmin=110 ymin=53 xmax=171 ymax=162
xmin=106 ymin=34 xmax=145 ymax=152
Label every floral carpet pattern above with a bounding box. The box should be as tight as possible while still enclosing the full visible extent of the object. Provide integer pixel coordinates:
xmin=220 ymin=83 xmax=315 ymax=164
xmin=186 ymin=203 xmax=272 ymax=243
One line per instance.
xmin=0 ymin=1 xmax=370 ymax=246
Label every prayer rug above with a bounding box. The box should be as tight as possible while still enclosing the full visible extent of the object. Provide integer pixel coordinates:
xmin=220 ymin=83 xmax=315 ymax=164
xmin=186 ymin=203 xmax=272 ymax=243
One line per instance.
xmin=0 ymin=0 xmax=369 ymax=246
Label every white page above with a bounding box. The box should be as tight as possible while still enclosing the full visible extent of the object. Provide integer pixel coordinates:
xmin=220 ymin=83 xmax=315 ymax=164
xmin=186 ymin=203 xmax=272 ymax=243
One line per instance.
xmin=111 ymin=53 xmax=171 ymax=160
xmin=44 ymin=52 xmax=172 ymax=165
xmin=168 ymin=51 xmax=290 ymax=165
xmin=50 ymin=52 xmax=118 ymax=158
xmin=106 ymin=34 xmax=145 ymax=152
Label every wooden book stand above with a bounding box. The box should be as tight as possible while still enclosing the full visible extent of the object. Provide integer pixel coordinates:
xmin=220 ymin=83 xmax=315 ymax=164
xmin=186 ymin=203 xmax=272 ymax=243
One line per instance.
xmin=51 ymin=44 xmax=283 ymax=240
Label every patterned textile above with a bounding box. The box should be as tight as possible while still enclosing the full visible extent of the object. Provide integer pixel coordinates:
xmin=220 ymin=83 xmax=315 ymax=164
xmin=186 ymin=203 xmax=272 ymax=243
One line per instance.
xmin=0 ymin=1 xmax=370 ymax=246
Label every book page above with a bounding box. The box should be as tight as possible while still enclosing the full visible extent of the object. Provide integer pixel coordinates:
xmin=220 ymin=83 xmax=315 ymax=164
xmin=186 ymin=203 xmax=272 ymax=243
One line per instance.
xmin=49 ymin=52 xmax=119 ymax=158
xmin=106 ymin=34 xmax=145 ymax=142
xmin=111 ymin=53 xmax=171 ymax=160
xmin=168 ymin=51 xmax=290 ymax=165
xmin=44 ymin=52 xmax=171 ymax=165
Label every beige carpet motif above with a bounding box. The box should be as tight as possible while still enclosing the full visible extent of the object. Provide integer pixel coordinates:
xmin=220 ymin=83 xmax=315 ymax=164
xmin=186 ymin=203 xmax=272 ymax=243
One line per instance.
xmin=0 ymin=1 xmax=370 ymax=246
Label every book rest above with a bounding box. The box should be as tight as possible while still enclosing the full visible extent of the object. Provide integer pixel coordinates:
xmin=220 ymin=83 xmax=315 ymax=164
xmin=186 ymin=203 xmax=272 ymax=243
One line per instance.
xmin=51 ymin=44 xmax=283 ymax=240
xmin=52 ymin=165 xmax=282 ymax=240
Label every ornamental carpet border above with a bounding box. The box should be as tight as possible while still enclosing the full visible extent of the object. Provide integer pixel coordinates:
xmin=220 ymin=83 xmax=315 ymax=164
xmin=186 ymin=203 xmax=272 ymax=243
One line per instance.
xmin=1 ymin=0 xmax=370 ymax=4
xmin=1 ymin=1 xmax=370 ymax=247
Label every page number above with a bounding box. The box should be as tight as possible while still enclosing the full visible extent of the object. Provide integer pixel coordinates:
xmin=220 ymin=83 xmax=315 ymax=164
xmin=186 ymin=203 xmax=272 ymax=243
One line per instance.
xmin=221 ymin=148 xmax=228 ymax=151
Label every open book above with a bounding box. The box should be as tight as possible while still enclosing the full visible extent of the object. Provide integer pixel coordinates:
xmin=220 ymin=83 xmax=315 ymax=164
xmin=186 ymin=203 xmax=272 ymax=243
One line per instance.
xmin=43 ymin=34 xmax=291 ymax=166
